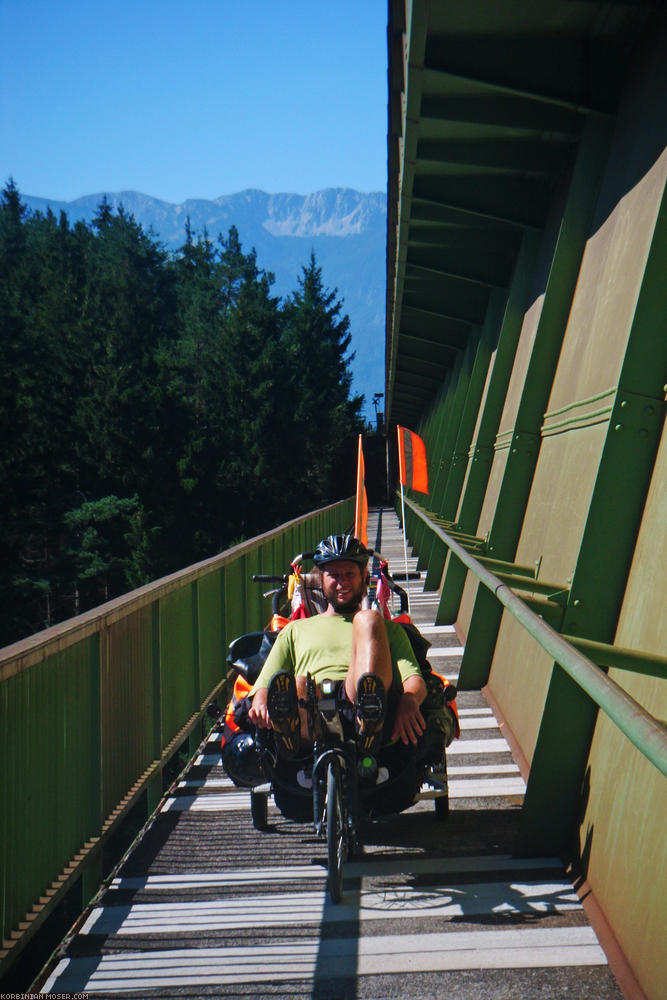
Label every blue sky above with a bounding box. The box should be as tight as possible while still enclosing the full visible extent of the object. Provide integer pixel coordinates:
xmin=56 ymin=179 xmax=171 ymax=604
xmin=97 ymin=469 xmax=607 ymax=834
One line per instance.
xmin=1 ymin=0 xmax=387 ymax=203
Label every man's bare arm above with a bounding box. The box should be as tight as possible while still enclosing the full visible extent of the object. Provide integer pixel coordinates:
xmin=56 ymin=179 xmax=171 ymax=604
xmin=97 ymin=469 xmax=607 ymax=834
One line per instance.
xmin=248 ymin=687 xmax=271 ymax=728
xmin=392 ymin=674 xmax=427 ymax=744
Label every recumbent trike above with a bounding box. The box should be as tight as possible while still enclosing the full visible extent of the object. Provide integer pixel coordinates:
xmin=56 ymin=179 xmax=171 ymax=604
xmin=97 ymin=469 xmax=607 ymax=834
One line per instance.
xmin=220 ymin=551 xmax=459 ymax=903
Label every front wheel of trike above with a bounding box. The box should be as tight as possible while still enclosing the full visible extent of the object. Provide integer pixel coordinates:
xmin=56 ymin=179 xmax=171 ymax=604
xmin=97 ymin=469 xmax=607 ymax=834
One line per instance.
xmin=326 ymin=760 xmax=346 ymax=903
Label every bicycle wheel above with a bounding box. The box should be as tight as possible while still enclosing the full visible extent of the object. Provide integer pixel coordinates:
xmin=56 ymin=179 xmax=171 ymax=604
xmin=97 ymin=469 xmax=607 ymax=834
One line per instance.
xmin=326 ymin=759 xmax=345 ymax=903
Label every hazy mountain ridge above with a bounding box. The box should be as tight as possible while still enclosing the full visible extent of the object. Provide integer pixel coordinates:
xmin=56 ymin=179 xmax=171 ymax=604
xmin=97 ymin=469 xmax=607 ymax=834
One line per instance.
xmin=22 ymin=187 xmax=387 ymax=402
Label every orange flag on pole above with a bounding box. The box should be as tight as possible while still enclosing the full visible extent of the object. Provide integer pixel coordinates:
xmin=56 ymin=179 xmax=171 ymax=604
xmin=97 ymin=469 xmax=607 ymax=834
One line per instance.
xmin=397 ymin=425 xmax=429 ymax=494
xmin=354 ymin=434 xmax=368 ymax=546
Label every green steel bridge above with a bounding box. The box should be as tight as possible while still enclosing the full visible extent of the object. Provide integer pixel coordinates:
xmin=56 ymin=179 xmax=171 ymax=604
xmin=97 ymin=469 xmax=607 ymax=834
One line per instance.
xmin=2 ymin=2 xmax=666 ymax=997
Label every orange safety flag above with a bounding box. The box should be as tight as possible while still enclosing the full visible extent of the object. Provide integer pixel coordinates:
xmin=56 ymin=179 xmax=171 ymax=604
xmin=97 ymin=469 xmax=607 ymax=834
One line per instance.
xmin=354 ymin=434 xmax=369 ymax=546
xmin=397 ymin=425 xmax=429 ymax=494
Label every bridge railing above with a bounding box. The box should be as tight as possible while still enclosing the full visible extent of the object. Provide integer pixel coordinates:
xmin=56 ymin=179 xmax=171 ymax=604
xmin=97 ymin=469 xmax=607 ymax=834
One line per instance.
xmin=0 ymin=497 xmax=353 ymax=975
xmin=400 ymin=496 xmax=667 ymax=852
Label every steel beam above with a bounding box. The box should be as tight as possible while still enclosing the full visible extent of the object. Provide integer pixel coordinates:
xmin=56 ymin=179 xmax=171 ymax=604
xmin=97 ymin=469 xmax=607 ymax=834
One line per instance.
xmin=436 ymin=230 xmax=541 ymax=622
xmin=458 ymin=117 xmax=613 ymax=685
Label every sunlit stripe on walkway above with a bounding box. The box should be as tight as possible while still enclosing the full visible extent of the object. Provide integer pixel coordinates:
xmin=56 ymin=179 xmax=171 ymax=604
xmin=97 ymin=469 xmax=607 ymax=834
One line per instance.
xmin=111 ymin=864 xmax=327 ymax=890
xmin=79 ymin=880 xmax=582 ymax=936
xmin=42 ymin=925 xmax=606 ymax=993
xmin=428 ymin=646 xmax=465 ymax=656
xmin=418 ymin=624 xmax=457 ymax=635
xmin=164 ymin=770 xmax=524 ymax=813
xmin=195 ymin=752 xmax=224 ymax=766
xmin=109 ymin=855 xmax=563 ymax=892
xmin=457 ymin=707 xmax=493 ymax=716
xmin=448 ymin=763 xmax=520 ymax=775
xmin=161 ymin=793 xmax=251 ymax=813
xmin=178 ymin=777 xmax=233 ymax=789
xmin=458 ymin=716 xmax=500 ymax=730
xmin=447 ymin=738 xmax=511 ymax=755
xmin=196 ymin=738 xmax=510 ymax=771
xmin=446 ymin=776 xmax=526 ymax=797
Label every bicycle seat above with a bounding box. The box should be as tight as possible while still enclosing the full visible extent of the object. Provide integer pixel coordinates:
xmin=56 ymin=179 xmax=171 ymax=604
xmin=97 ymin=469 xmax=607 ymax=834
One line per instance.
xmin=227 ymin=631 xmax=278 ymax=683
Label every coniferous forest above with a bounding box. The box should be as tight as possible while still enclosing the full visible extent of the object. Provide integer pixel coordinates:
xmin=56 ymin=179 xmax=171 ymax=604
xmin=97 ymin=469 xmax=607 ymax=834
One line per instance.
xmin=0 ymin=181 xmax=364 ymax=647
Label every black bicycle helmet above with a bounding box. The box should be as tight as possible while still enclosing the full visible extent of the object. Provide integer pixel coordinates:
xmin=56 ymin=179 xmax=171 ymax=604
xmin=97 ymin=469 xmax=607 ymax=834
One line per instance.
xmin=221 ymin=731 xmax=266 ymax=788
xmin=312 ymin=534 xmax=370 ymax=569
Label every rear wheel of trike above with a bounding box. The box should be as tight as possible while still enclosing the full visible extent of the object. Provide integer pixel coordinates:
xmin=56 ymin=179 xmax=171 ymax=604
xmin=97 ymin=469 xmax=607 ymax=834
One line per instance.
xmin=251 ymin=790 xmax=269 ymax=830
xmin=326 ymin=760 xmax=346 ymax=902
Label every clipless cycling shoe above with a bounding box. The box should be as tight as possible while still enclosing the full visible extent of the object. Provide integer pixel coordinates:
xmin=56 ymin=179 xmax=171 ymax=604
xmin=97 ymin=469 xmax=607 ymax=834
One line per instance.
xmin=267 ymin=671 xmax=302 ymax=758
xmin=355 ymin=673 xmax=386 ymax=756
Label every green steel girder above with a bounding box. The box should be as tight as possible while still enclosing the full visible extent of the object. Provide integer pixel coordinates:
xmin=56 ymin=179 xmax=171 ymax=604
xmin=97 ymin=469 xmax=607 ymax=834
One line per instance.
xmin=429 ymin=334 xmax=481 ymax=510
xmin=517 ymin=194 xmax=667 ymax=856
xmin=406 ymin=259 xmax=503 ymax=290
xmin=386 ymin=0 xmax=657 ymax=429
xmin=438 ymin=292 xmax=504 ymax=521
xmin=403 ymin=288 xmax=491 ymax=328
xmin=398 ymin=335 xmax=458 ymax=367
xmin=419 ymin=94 xmax=585 ymax=136
xmin=402 ymin=297 xmax=484 ymax=327
xmin=416 ymin=138 xmax=575 ymax=177
xmin=561 ymin=636 xmax=667 ymax=680
xmin=407 ymin=215 xmax=523 ymax=252
xmin=411 ymin=189 xmax=545 ymax=231
xmin=455 ymin=117 xmax=613 ymax=678
xmin=492 ymin=573 xmax=570 ymax=607
xmin=399 ymin=312 xmax=471 ymax=348
xmin=423 ymin=39 xmax=623 ymax=115
xmin=475 ymin=556 xmax=539 ymax=578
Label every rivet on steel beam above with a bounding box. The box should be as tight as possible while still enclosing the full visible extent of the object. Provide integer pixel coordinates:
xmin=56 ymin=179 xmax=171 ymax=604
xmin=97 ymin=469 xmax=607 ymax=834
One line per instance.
xmin=639 ymin=429 xmax=648 ymax=438
xmin=573 ymin=599 xmax=582 ymax=607
xmin=645 ymin=405 xmax=654 ymax=415
xmin=614 ymin=424 xmax=624 ymax=432
xmin=620 ymin=400 xmax=629 ymax=408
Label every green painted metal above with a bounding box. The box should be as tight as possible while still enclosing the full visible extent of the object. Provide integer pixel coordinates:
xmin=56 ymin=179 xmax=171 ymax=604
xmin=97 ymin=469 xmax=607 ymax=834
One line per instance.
xmin=475 ymin=556 xmax=538 ymax=578
xmin=430 ymin=338 xmax=479 ymax=515
xmin=414 ymin=344 xmax=480 ymax=577
xmin=160 ymin=585 xmax=198 ymax=746
xmin=439 ymin=305 xmax=500 ymax=520
xmin=424 ymin=308 xmax=500 ymax=589
xmin=403 ymin=497 xmax=667 ymax=776
xmin=456 ymin=117 xmax=613 ymax=682
xmin=0 ymin=496 xmax=353 ymax=976
xmin=561 ymin=636 xmax=667 ymax=680
xmin=1 ymin=637 xmax=100 ymax=953
xmin=197 ymin=569 xmax=226 ymax=705
xmin=518 ymin=188 xmax=667 ymax=855
xmin=436 ymin=230 xmax=541 ymax=621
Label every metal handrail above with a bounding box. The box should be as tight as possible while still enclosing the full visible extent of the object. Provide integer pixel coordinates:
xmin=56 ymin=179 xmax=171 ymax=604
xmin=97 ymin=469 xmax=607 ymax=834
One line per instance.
xmin=404 ymin=496 xmax=667 ymax=776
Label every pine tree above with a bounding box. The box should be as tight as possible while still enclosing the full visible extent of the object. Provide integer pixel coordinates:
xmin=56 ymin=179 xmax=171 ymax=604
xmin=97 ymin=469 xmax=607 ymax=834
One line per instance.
xmin=281 ymin=252 xmax=363 ymax=506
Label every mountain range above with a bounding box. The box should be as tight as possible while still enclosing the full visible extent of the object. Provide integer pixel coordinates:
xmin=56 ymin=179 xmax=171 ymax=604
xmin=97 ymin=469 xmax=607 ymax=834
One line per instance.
xmin=22 ymin=188 xmax=387 ymax=407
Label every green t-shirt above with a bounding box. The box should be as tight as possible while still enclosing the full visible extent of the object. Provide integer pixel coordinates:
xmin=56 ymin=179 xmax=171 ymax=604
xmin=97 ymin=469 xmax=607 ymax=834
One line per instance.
xmin=251 ymin=613 xmax=421 ymax=693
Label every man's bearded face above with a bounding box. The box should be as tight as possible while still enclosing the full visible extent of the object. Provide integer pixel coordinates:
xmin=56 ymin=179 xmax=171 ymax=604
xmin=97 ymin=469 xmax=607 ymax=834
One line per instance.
xmin=320 ymin=560 xmax=367 ymax=614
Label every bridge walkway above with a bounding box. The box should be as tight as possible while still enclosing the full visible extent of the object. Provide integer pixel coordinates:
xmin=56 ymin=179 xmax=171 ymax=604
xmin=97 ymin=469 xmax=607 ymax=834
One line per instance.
xmin=38 ymin=509 xmax=622 ymax=998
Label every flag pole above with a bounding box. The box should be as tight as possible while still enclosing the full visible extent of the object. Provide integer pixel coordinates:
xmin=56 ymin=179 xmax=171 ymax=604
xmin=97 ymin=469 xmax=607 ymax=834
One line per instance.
xmin=400 ymin=480 xmax=410 ymax=609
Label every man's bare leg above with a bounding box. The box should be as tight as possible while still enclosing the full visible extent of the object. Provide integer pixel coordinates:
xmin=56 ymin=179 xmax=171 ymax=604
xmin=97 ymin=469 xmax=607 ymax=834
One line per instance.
xmin=344 ymin=609 xmax=393 ymax=702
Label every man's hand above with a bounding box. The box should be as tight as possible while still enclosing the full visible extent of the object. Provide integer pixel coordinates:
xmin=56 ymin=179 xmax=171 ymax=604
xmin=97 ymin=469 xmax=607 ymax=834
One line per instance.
xmin=248 ymin=688 xmax=271 ymax=729
xmin=392 ymin=689 xmax=426 ymax=745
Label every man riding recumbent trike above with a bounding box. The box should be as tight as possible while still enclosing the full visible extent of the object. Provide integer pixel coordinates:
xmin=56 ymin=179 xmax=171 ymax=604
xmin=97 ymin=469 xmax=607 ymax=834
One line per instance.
xmin=220 ymin=533 xmax=459 ymax=901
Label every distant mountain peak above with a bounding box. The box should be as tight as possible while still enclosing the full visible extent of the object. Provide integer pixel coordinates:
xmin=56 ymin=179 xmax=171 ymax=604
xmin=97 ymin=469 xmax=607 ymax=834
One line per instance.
xmin=20 ymin=186 xmax=386 ymax=403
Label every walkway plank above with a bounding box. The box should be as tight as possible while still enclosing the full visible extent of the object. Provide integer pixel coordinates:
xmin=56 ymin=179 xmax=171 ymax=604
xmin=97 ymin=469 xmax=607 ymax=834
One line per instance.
xmin=38 ymin=508 xmax=621 ymax=999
